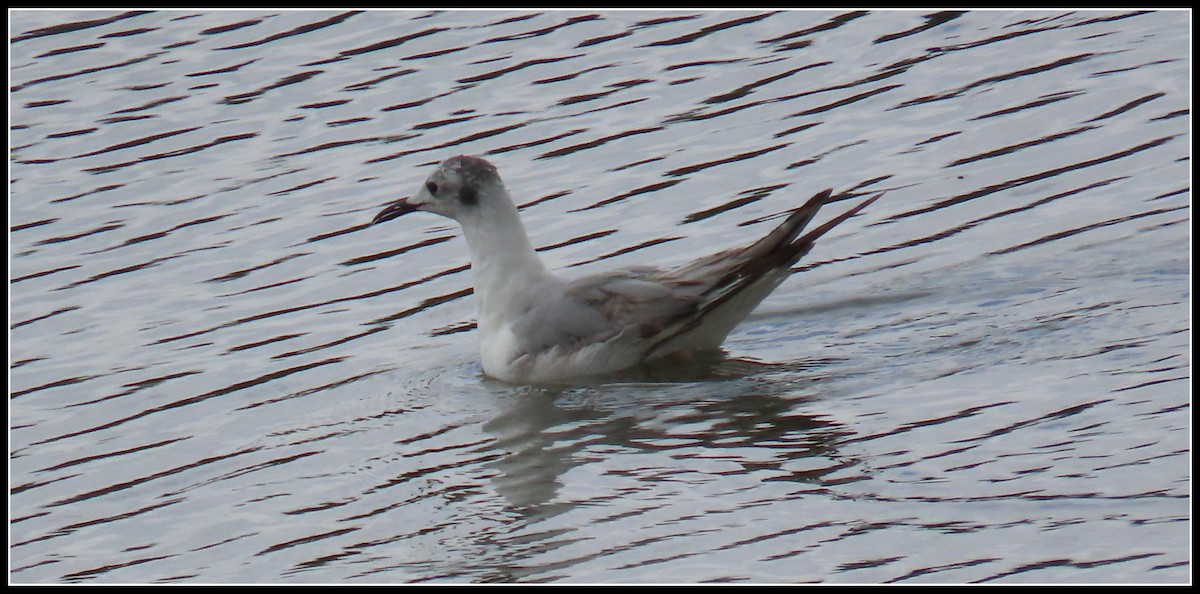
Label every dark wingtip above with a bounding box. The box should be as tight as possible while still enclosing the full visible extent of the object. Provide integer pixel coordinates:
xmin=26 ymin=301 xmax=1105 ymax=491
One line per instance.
xmin=794 ymin=191 xmax=882 ymax=246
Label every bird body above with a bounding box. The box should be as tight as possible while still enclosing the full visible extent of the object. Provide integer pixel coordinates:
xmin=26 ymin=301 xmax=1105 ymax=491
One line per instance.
xmin=372 ymin=155 xmax=877 ymax=384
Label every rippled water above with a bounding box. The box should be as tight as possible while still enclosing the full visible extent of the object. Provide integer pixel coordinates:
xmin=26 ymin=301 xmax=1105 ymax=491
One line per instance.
xmin=10 ymin=9 xmax=1190 ymax=584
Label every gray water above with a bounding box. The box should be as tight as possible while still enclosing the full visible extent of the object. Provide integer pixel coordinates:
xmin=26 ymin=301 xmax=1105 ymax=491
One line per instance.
xmin=9 ymin=9 xmax=1190 ymax=584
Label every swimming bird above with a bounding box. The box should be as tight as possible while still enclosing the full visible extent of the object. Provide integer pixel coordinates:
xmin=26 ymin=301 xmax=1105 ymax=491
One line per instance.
xmin=372 ymin=155 xmax=878 ymax=384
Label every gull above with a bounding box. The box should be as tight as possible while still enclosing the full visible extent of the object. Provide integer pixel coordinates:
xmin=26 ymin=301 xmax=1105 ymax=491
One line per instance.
xmin=372 ymin=155 xmax=879 ymax=384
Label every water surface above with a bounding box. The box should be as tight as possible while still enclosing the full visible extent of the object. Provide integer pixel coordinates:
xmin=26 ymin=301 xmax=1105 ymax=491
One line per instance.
xmin=10 ymin=9 xmax=1190 ymax=584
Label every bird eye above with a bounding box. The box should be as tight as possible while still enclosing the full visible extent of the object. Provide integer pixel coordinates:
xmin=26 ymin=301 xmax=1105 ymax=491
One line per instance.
xmin=425 ymin=181 xmax=439 ymax=196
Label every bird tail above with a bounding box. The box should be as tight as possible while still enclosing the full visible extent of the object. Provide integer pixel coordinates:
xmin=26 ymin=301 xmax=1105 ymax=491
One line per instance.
xmin=644 ymin=189 xmax=881 ymax=358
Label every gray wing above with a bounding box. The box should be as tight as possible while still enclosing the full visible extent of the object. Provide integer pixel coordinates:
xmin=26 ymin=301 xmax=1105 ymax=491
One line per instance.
xmin=564 ymin=267 xmax=705 ymax=337
xmin=511 ymin=189 xmax=879 ymax=360
xmin=508 ymin=267 xmax=702 ymax=356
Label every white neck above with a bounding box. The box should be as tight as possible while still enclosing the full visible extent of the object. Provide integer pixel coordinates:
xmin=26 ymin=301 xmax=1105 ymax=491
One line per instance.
xmin=457 ymin=189 xmax=549 ymax=315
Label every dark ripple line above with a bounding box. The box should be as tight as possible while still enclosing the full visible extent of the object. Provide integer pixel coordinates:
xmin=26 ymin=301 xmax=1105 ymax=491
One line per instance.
xmin=36 ymin=437 xmax=191 ymax=473
xmin=151 ymin=261 xmax=470 ymax=346
xmin=457 ymin=54 xmax=583 ymax=85
xmin=208 ymin=252 xmax=308 ymax=282
xmin=705 ymin=64 xmax=823 ymax=105
xmin=886 ymin=557 xmax=1001 ymax=583
xmin=47 ymin=183 xmax=124 ymax=203
xmin=952 ymin=400 xmax=1112 ymax=445
xmin=11 ymin=10 xmax=152 ymax=43
xmin=44 ymin=445 xmax=264 ymax=508
xmin=567 ymin=236 xmax=683 ymax=268
xmin=666 ymin=143 xmax=790 ymax=176
xmin=101 ymin=26 xmax=156 ymax=39
xmin=238 ymin=370 xmax=386 ymax=411
xmin=221 ymin=70 xmax=323 ymax=105
xmin=482 ymin=14 xmax=601 ymax=45
xmin=536 ymin=229 xmax=619 ymax=252
xmin=991 ymin=205 xmax=1189 ymax=256
xmin=1085 ymin=91 xmax=1166 ymax=122
xmin=1149 ymin=108 xmax=1187 ymax=122
xmin=200 ymin=16 xmax=267 ymax=36
xmin=789 ymin=84 xmax=902 ymax=118
xmin=971 ymin=90 xmax=1084 ymax=120
xmin=975 ymin=552 xmax=1165 ymax=583
xmin=930 ymin=10 xmax=1149 ymax=54
xmin=82 ymin=132 xmax=260 ymax=174
xmin=47 ymin=127 xmax=95 ymax=139
xmin=370 ymin=122 xmax=528 ymax=163
xmin=98 ymin=213 xmax=230 ymax=253
xmin=841 ymin=402 xmax=1013 ymax=446
xmin=272 ymin=327 xmax=391 ymax=359
xmin=312 ymin=27 xmax=449 ymax=64
xmin=12 ymin=497 xmax=181 ymax=550
xmin=344 ymin=235 xmax=453 ymax=266
xmin=229 ymin=333 xmax=305 ymax=354
xmin=893 ymin=53 xmax=1096 ymax=109
xmin=111 ymin=95 xmax=187 ymax=115
xmin=33 ymin=358 xmax=344 ymax=446
xmin=1113 ymin=376 xmax=1188 ymax=393
xmin=269 ymin=176 xmax=336 ymax=196
xmin=759 ymin=10 xmax=868 ymax=44
xmin=70 ymin=126 xmax=201 ymax=159
xmin=34 ymin=222 xmax=123 ymax=245
xmin=34 ymin=42 xmax=105 ymax=58
xmin=888 ymin=135 xmax=1176 ymax=221
xmin=62 ymin=554 xmax=176 ymax=583
xmin=483 ymin=13 xmax=541 ymax=28
xmin=577 ymin=30 xmax=631 ymax=48
xmin=571 ymin=180 xmax=683 ymax=212
xmin=69 ymin=370 xmax=204 ymax=408
xmin=11 ymin=264 xmax=80 ymax=283
xmin=643 ymin=12 xmax=775 ymax=47
xmin=11 ymin=475 xmax=78 ymax=498
xmin=413 ymin=114 xmax=478 ymax=130
xmin=11 ymin=50 xmax=164 ymax=93
xmin=537 ymin=127 xmax=663 ymax=160
xmin=178 ymin=450 xmax=323 ymax=497
xmin=11 ymin=218 xmax=57 ymax=232
xmin=186 ymin=58 xmax=258 ymax=77
xmin=534 ymin=63 xmax=616 ymax=84
xmin=836 ymin=555 xmax=906 ymax=573
xmin=875 ymin=10 xmax=967 ymax=44
xmin=378 ymin=287 xmax=473 ymax=324
xmin=11 ymin=306 xmax=78 ymax=330
xmin=682 ymin=185 xmax=785 ymax=224
xmin=350 ymin=457 xmax=507 ymax=518
xmin=57 ymin=253 xmax=183 ymax=290
xmin=11 ymin=373 xmax=102 ymax=400
xmin=635 ymin=14 xmax=703 ymax=29
xmin=344 ymin=68 xmax=417 ymax=91
xmin=213 ymin=11 xmax=362 ymax=50
xmin=948 ymin=125 xmax=1097 ymax=167
xmin=661 ymin=61 xmax=836 ymax=124
xmin=862 ymin=177 xmax=1126 ymax=258
xmin=557 ymin=78 xmax=651 ymax=106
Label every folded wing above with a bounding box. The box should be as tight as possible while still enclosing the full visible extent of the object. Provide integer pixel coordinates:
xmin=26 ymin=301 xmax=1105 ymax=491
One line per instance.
xmin=538 ymin=189 xmax=879 ymax=362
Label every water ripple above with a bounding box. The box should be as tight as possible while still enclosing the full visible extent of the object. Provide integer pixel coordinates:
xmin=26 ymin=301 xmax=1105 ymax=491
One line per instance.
xmin=9 ymin=9 xmax=1189 ymax=585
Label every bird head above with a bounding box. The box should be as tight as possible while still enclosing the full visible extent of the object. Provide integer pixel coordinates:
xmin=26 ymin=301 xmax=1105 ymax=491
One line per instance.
xmin=372 ymin=155 xmax=503 ymax=225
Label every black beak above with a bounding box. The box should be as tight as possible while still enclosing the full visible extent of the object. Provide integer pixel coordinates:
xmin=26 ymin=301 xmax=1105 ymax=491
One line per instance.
xmin=372 ymin=199 xmax=418 ymax=225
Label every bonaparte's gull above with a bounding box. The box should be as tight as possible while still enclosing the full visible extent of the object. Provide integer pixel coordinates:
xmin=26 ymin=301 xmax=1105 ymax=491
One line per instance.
xmin=372 ymin=155 xmax=878 ymax=384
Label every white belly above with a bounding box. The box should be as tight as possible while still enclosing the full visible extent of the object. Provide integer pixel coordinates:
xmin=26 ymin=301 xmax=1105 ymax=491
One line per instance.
xmin=478 ymin=321 xmax=640 ymax=384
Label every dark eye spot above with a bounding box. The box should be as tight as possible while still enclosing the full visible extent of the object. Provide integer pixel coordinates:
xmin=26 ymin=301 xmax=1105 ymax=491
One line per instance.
xmin=459 ymin=185 xmax=478 ymax=206
xmin=425 ymin=181 xmax=438 ymax=196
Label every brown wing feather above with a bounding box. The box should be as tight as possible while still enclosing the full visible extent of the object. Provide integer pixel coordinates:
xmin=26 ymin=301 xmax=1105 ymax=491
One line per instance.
xmin=643 ymin=190 xmax=881 ymax=356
